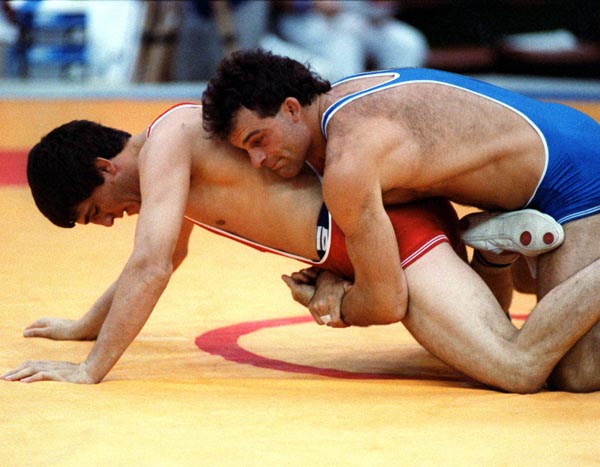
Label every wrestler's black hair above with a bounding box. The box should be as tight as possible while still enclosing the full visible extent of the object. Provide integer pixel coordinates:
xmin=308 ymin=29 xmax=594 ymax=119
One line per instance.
xmin=27 ymin=120 xmax=131 ymax=228
xmin=202 ymin=48 xmax=331 ymax=140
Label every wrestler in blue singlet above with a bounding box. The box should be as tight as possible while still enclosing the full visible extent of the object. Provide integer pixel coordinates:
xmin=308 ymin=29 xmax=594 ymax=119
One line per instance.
xmin=321 ymin=68 xmax=600 ymax=225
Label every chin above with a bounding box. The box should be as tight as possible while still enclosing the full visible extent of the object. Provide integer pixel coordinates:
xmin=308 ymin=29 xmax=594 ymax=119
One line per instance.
xmin=277 ymin=170 xmax=294 ymax=178
xmin=278 ymin=165 xmax=301 ymax=178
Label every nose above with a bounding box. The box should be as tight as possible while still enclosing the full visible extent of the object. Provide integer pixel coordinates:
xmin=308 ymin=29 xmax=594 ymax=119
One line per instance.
xmin=248 ymin=149 xmax=266 ymax=169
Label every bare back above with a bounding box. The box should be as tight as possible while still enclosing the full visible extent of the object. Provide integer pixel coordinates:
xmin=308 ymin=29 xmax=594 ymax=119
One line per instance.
xmin=143 ymin=104 xmax=323 ymax=259
xmin=187 ymin=137 xmax=323 ymax=258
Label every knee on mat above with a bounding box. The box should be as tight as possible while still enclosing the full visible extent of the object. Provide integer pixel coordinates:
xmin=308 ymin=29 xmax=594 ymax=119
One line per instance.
xmin=503 ymin=373 xmax=546 ymax=394
xmin=496 ymin=361 xmax=547 ymax=394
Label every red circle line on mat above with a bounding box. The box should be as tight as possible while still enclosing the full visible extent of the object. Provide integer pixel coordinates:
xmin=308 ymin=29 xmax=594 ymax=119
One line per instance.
xmin=195 ymin=315 xmax=460 ymax=381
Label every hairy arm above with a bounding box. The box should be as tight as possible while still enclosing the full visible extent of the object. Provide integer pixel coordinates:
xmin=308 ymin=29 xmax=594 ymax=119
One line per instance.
xmin=322 ymin=157 xmax=407 ymax=326
xmin=282 ymin=268 xmax=351 ymax=327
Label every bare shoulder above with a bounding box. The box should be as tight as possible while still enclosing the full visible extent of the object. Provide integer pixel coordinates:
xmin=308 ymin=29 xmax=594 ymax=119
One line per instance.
xmin=138 ymin=107 xmax=205 ymax=172
xmin=146 ymin=104 xmax=204 ymax=143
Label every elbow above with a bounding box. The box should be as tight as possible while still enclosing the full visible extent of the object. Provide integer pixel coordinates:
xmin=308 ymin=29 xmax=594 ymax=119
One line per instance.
xmin=387 ymin=287 xmax=408 ymax=322
xmin=380 ymin=301 xmax=407 ymax=324
xmin=341 ymin=282 xmax=407 ymax=326
xmin=148 ymin=261 xmax=174 ymax=284
xmin=379 ymin=276 xmax=409 ymax=323
xmin=395 ymin=292 xmax=408 ymax=321
xmin=370 ymin=292 xmax=407 ymax=325
xmin=128 ymin=255 xmax=173 ymax=286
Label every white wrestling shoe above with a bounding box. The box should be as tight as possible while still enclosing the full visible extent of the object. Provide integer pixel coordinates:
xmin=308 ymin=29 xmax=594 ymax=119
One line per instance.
xmin=460 ymin=209 xmax=564 ymax=257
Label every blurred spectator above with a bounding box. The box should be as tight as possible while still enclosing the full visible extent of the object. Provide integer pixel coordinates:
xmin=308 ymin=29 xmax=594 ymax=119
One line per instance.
xmin=5 ymin=0 xmax=145 ymax=83
xmin=173 ymin=0 xmax=270 ymax=81
xmin=83 ymin=0 xmax=145 ymax=83
xmin=0 ymin=1 xmax=18 ymax=78
xmin=172 ymin=0 xmax=334 ymax=82
xmin=273 ymin=0 xmax=429 ymax=81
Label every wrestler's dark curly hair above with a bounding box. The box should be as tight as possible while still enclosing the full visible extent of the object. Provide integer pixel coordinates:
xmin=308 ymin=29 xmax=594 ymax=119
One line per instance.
xmin=202 ymin=48 xmax=331 ymax=140
xmin=27 ymin=120 xmax=131 ymax=228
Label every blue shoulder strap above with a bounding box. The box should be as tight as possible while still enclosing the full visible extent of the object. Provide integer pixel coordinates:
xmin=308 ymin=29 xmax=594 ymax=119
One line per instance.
xmin=320 ymin=70 xmax=403 ymax=139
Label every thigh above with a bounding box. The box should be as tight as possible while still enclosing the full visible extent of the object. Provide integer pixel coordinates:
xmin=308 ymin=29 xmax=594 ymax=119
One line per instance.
xmin=537 ymin=214 xmax=600 ymax=297
xmin=537 ymin=214 xmax=600 ymax=391
xmin=403 ymin=244 xmax=525 ymax=390
xmin=512 ymin=256 xmax=536 ymax=294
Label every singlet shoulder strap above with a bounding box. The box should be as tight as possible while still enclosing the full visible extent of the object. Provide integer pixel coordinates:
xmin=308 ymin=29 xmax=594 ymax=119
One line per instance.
xmin=184 ymin=161 xmax=331 ymax=265
xmin=147 ymin=102 xmax=201 ymax=138
xmin=321 ymin=70 xmax=403 ymax=139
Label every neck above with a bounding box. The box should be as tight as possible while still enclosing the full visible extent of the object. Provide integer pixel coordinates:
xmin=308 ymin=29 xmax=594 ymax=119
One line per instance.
xmin=305 ymin=98 xmax=327 ymax=166
xmin=117 ymin=134 xmax=143 ymax=195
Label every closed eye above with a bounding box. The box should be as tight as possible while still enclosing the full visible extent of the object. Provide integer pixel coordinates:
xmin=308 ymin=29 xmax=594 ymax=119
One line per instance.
xmin=249 ymin=134 xmax=265 ymax=148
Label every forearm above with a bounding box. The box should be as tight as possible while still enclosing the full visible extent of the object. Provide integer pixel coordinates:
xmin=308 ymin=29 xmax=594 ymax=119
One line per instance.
xmin=341 ymin=229 xmax=408 ymax=326
xmin=340 ymin=284 xmax=405 ymax=326
xmin=324 ymin=183 xmax=408 ymax=325
xmin=77 ymin=281 xmax=119 ymax=339
xmin=79 ymin=222 xmax=189 ymax=344
xmin=83 ymin=263 xmax=172 ymax=382
xmin=338 ymin=287 xmax=370 ymax=326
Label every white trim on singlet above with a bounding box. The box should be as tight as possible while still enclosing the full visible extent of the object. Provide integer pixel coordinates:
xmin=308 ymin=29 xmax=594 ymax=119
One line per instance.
xmin=320 ymin=70 xmax=549 ymax=207
xmin=400 ymin=234 xmax=447 ymax=268
xmin=147 ymin=103 xmax=201 ymax=138
xmin=185 ymin=162 xmax=331 ymax=266
xmin=184 ymin=217 xmax=328 ymax=265
xmin=145 ymin=102 xmax=331 ymax=264
xmin=321 ymin=71 xmax=400 ymax=139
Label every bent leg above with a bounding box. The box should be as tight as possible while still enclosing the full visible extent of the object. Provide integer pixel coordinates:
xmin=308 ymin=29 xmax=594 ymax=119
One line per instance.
xmin=512 ymin=256 xmax=536 ymax=294
xmin=547 ymin=325 xmax=600 ymax=392
xmin=537 ymin=215 xmax=600 ymax=392
xmin=403 ymin=244 xmax=600 ymax=393
xmin=469 ymin=250 xmax=517 ymax=313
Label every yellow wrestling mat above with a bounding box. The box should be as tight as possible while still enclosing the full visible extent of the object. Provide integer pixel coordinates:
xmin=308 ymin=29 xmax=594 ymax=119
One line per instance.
xmin=1 ymin=99 xmax=599 ymax=466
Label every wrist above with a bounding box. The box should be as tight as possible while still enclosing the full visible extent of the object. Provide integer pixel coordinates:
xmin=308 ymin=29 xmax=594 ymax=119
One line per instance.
xmin=77 ymin=316 xmax=101 ymax=340
xmin=80 ymin=360 xmax=102 ymax=384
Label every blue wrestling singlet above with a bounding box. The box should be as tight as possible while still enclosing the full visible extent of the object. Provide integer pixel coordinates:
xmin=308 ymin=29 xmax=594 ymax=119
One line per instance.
xmin=321 ymin=68 xmax=600 ymax=225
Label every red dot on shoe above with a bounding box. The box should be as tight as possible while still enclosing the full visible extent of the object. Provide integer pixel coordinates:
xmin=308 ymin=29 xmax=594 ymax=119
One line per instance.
xmin=543 ymin=232 xmax=555 ymax=245
xmin=520 ymin=231 xmax=532 ymax=246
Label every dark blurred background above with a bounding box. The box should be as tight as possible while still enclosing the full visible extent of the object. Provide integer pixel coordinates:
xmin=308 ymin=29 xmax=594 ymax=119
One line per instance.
xmin=1 ymin=0 xmax=599 ymax=86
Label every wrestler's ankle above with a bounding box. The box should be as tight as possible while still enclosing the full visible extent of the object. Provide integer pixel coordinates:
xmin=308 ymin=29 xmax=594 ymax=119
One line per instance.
xmin=473 ymin=249 xmax=519 ymax=268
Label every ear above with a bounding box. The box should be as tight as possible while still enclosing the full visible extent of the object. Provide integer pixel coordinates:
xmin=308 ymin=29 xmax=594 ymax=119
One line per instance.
xmin=282 ymin=97 xmax=302 ymax=121
xmin=94 ymin=158 xmax=117 ymax=175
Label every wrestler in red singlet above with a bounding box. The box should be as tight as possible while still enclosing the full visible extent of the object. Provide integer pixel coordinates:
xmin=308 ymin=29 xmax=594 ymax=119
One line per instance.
xmin=322 ymin=199 xmax=465 ymax=280
xmin=147 ymin=104 xmax=466 ymax=280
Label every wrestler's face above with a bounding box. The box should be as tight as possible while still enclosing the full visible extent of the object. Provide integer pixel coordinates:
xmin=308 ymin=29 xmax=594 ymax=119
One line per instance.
xmin=229 ymin=99 xmax=311 ymax=178
xmin=75 ymin=158 xmax=141 ymax=227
